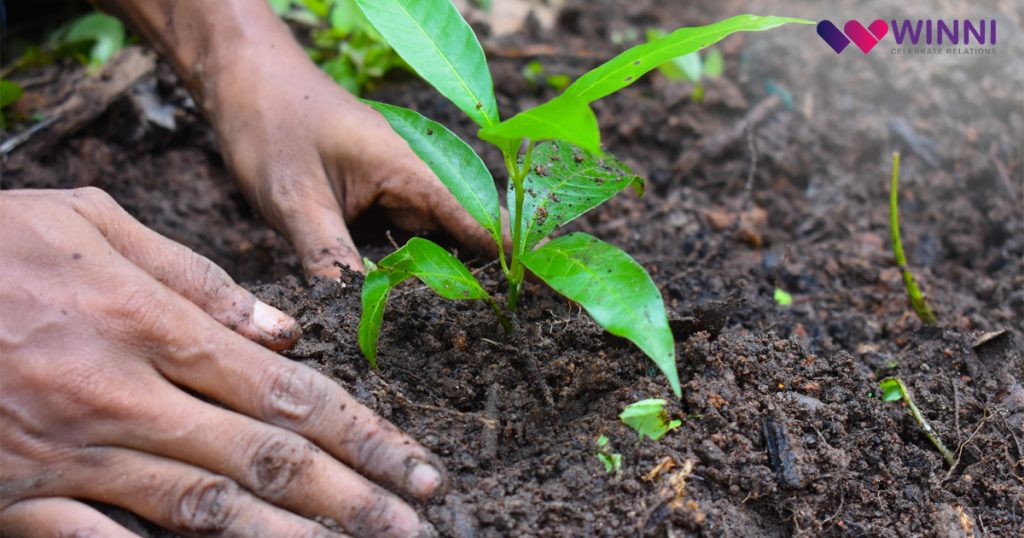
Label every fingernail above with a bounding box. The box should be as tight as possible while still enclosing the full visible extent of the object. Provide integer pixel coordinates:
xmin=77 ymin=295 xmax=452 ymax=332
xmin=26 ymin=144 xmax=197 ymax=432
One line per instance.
xmin=253 ymin=301 xmax=297 ymax=339
xmin=408 ymin=462 xmax=442 ymax=498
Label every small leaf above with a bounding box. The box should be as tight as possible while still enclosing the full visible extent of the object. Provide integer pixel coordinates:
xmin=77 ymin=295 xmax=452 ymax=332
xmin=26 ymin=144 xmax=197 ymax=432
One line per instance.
xmin=774 ymin=288 xmax=793 ymax=306
xmin=510 ymin=142 xmax=642 ymax=254
xmin=619 ymin=399 xmax=681 ymax=441
xmin=61 ymin=13 xmax=126 ymax=69
xmin=0 ymin=80 xmax=24 ymax=109
xmin=354 ymin=0 xmax=499 ymax=128
xmin=358 ymin=238 xmax=489 ymax=366
xmin=358 ymin=269 xmax=409 ymax=367
xmin=565 ymin=15 xmax=812 ymax=103
xmin=366 ymin=101 xmax=502 ymax=248
xmin=477 ymin=95 xmax=599 ymax=154
xmin=322 ymin=56 xmax=360 ymax=94
xmin=521 ymin=233 xmax=679 ymax=396
xmin=267 ymin=0 xmax=292 ymax=15
xmin=703 ymin=48 xmax=724 ymax=78
xmin=879 ymin=378 xmax=905 ymax=402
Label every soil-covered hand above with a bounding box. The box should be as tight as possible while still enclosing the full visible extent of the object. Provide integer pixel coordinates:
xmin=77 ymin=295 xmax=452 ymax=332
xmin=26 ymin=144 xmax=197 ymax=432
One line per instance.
xmin=0 ymin=189 xmax=443 ymax=537
xmin=207 ymin=43 xmax=499 ymax=277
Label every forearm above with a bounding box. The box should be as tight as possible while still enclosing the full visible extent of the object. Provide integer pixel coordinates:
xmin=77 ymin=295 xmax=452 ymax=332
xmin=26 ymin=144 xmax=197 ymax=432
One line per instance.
xmin=95 ymin=0 xmax=305 ymax=113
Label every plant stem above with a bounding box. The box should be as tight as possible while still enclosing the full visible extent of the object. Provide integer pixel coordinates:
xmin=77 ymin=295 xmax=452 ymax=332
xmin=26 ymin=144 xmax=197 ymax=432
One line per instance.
xmin=885 ymin=378 xmax=956 ymax=466
xmin=506 ymin=140 xmax=535 ymax=311
xmin=889 ymin=152 xmax=937 ymax=325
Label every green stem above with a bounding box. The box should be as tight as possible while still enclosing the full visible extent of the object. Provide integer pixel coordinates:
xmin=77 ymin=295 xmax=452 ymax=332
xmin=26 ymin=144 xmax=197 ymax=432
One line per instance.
xmin=506 ymin=140 xmax=535 ymax=311
xmin=884 ymin=378 xmax=956 ymax=466
xmin=889 ymin=152 xmax=937 ymax=325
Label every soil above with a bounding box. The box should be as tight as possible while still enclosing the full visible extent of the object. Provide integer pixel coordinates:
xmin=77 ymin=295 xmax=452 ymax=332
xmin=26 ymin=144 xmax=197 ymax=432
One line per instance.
xmin=3 ymin=0 xmax=1023 ymax=536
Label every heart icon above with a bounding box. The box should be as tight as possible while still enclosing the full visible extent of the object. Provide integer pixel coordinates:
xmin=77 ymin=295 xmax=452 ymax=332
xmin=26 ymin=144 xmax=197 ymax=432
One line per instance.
xmin=844 ymin=19 xmax=889 ymax=53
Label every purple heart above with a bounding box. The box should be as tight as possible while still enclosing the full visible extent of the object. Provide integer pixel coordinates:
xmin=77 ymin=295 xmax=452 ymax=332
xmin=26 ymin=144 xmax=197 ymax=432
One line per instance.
xmin=817 ymin=20 xmax=850 ymax=54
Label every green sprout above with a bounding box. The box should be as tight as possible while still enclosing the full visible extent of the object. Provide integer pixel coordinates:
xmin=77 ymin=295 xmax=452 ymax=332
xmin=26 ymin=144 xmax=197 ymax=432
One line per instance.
xmin=522 ymin=60 xmax=571 ymax=92
xmin=595 ymin=435 xmax=623 ymax=475
xmin=619 ymin=399 xmax=681 ymax=441
xmin=352 ymin=0 xmax=811 ymax=396
xmin=889 ymin=152 xmax=937 ymax=325
xmin=879 ymin=377 xmax=956 ymax=466
xmin=774 ymin=287 xmax=793 ymax=306
xmin=646 ymin=29 xmax=724 ymax=102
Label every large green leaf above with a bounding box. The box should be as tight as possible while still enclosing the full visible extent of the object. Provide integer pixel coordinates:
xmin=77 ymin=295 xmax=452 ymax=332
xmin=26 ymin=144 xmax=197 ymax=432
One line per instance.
xmin=565 ymin=15 xmax=811 ymax=103
xmin=354 ymin=0 xmax=499 ymax=128
xmin=358 ymin=237 xmax=490 ymax=366
xmin=509 ymin=142 xmax=642 ymax=254
xmin=477 ymin=95 xmax=599 ymax=153
xmin=521 ymin=233 xmax=679 ymax=396
xmin=366 ymin=101 xmax=502 ymax=248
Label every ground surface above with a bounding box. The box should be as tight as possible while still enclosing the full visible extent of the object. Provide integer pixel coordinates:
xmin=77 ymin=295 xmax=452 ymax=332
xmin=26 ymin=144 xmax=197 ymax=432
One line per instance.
xmin=4 ymin=0 xmax=1023 ymax=536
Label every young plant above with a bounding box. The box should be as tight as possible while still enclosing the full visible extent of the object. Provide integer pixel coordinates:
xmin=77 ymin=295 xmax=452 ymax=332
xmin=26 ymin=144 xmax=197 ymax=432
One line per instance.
xmin=879 ymin=377 xmax=956 ymax=466
xmin=269 ymin=0 xmax=405 ymax=95
xmin=353 ymin=0 xmax=811 ymax=396
xmin=594 ymin=435 xmax=623 ymax=475
xmin=889 ymin=152 xmax=937 ymax=325
xmin=619 ymin=399 xmax=681 ymax=441
xmin=646 ymin=29 xmax=724 ymax=102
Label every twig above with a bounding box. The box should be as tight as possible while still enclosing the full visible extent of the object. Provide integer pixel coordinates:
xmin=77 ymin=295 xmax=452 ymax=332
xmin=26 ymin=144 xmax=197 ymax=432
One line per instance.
xmin=721 ymin=123 xmax=759 ymax=249
xmin=672 ymin=94 xmax=780 ymax=176
xmin=952 ymin=377 xmax=962 ymax=445
xmin=944 ymin=411 xmax=992 ymax=481
xmin=481 ymin=383 xmax=501 ymax=465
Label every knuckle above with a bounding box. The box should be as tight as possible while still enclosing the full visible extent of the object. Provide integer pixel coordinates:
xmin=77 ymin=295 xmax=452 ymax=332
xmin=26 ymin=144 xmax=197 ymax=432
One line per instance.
xmin=182 ymin=248 xmax=234 ymax=299
xmin=265 ymin=366 xmax=329 ymax=428
xmin=349 ymin=488 xmax=404 ymax=537
xmin=100 ymin=284 xmax=166 ymax=340
xmin=71 ymin=186 xmax=115 ymax=208
xmin=345 ymin=417 xmax=391 ymax=470
xmin=169 ymin=476 xmax=239 ymax=533
xmin=247 ymin=433 xmax=315 ymax=501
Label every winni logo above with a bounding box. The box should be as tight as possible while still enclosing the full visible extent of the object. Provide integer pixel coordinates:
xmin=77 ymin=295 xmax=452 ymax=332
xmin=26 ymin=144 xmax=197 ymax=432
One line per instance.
xmin=817 ymin=19 xmax=997 ymax=55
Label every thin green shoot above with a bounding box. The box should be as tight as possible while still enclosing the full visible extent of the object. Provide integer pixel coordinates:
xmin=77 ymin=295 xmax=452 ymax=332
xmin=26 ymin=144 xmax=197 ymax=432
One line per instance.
xmin=879 ymin=377 xmax=956 ymax=467
xmin=889 ymin=152 xmax=937 ymax=324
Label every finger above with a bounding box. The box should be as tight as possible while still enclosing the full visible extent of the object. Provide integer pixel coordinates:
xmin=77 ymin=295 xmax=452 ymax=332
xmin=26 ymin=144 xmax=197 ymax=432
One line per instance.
xmin=92 ymin=377 xmax=426 ymax=538
xmin=0 ymin=498 xmax=138 ymax=538
xmin=66 ymin=187 xmax=300 ymax=351
xmin=154 ymin=328 xmax=446 ymax=502
xmin=264 ymin=170 xmax=365 ymax=277
xmin=91 ymin=258 xmax=446 ymax=503
xmin=63 ymin=447 xmax=347 ymax=538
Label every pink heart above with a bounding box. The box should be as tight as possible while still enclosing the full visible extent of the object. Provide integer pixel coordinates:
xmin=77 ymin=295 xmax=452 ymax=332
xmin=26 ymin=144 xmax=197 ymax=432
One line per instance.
xmin=844 ymin=19 xmax=888 ymax=53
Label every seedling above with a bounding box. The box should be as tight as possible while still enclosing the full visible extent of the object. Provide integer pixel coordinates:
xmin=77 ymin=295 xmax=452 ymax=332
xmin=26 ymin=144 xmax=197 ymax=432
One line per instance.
xmin=889 ymin=152 xmax=937 ymax=325
xmin=270 ymin=0 xmax=405 ymax=95
xmin=773 ymin=287 xmax=793 ymax=307
xmin=353 ymin=0 xmax=811 ymax=396
xmin=522 ymin=60 xmax=571 ymax=92
xmin=619 ymin=399 xmax=681 ymax=441
xmin=595 ymin=435 xmax=623 ymax=475
xmin=879 ymin=377 xmax=956 ymax=466
xmin=646 ymin=29 xmax=724 ymax=102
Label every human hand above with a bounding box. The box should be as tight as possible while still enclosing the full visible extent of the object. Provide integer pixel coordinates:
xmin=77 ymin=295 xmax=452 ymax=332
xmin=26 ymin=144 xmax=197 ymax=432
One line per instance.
xmin=0 ymin=189 xmax=443 ymax=537
xmin=205 ymin=42 xmax=501 ymax=278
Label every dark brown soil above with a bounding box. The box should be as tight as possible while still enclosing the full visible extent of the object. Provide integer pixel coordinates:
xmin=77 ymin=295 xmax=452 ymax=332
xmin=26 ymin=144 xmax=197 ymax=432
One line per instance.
xmin=3 ymin=0 xmax=1022 ymax=536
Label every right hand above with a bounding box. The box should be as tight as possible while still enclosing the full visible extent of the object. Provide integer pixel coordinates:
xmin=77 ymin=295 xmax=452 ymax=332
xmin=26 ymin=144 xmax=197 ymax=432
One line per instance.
xmin=0 ymin=188 xmax=443 ymax=537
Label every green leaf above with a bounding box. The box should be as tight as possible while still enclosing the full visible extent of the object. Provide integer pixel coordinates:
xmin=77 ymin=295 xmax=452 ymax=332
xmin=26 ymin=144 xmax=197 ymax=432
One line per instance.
xmin=594 ymin=435 xmax=623 ymax=474
xmin=358 ymin=237 xmax=490 ymax=365
xmin=703 ymin=48 xmax=724 ymax=78
xmin=330 ymin=0 xmax=367 ymax=34
xmin=61 ymin=13 xmax=125 ymax=69
xmin=565 ymin=15 xmax=812 ymax=103
xmin=477 ymin=95 xmax=599 ymax=154
xmin=774 ymin=288 xmax=793 ymax=307
xmin=322 ymin=56 xmax=360 ymax=94
xmin=510 ymin=142 xmax=642 ymax=254
xmin=0 ymin=80 xmax=24 ymax=109
xmin=365 ymin=101 xmax=503 ymax=248
xmin=619 ymin=399 xmax=682 ymax=441
xmin=354 ymin=0 xmax=499 ymax=128
xmin=879 ymin=378 xmax=905 ymax=402
xmin=378 ymin=237 xmax=490 ymax=300
xmin=647 ymin=28 xmax=701 ymax=82
xmin=358 ymin=269 xmax=409 ymax=367
xmin=521 ymin=233 xmax=679 ymax=396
